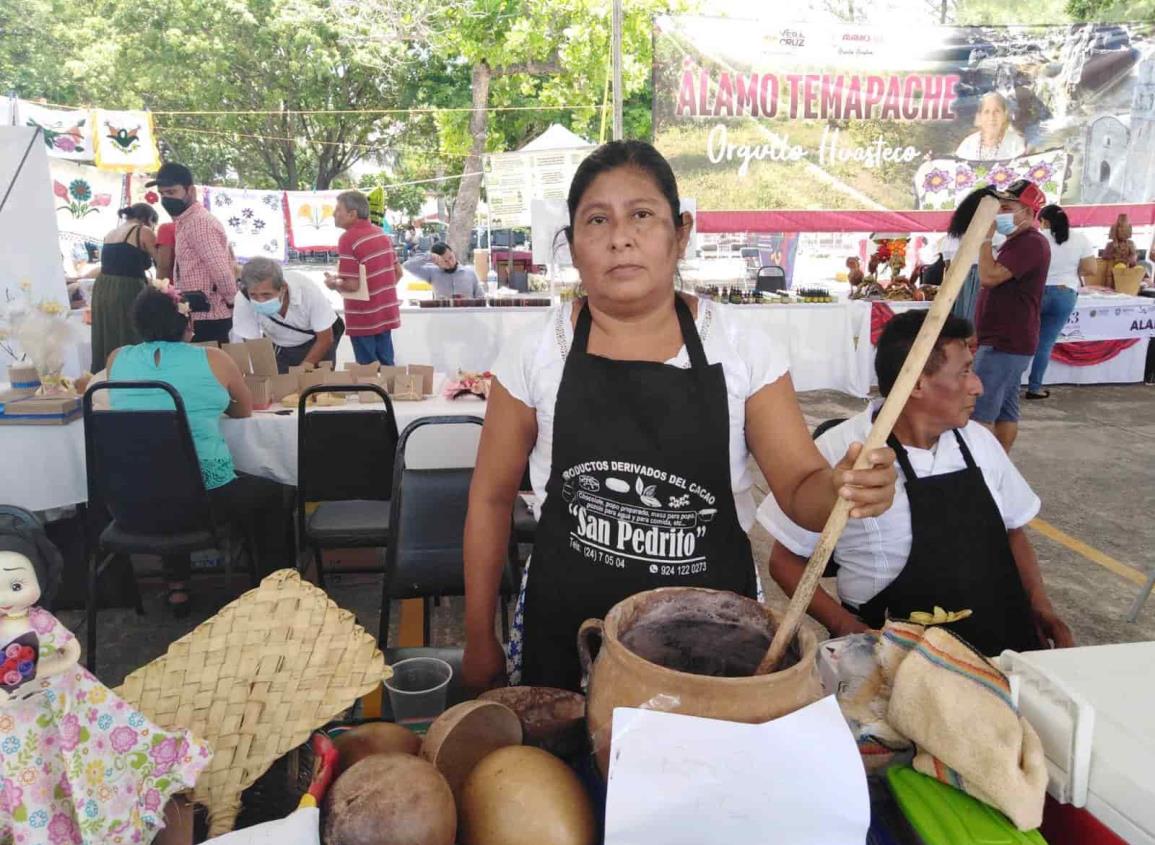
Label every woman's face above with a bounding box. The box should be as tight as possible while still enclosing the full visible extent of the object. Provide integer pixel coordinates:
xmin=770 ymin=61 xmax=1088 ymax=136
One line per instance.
xmin=976 ymin=97 xmax=1009 ymax=139
xmin=569 ymin=166 xmax=689 ymax=309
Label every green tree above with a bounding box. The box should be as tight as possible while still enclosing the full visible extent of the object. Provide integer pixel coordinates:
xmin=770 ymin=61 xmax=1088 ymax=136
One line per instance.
xmin=1067 ymin=0 xmax=1155 ymax=19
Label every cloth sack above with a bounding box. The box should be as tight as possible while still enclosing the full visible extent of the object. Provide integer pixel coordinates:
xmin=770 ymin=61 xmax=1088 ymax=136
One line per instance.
xmin=880 ymin=621 xmax=1047 ymax=830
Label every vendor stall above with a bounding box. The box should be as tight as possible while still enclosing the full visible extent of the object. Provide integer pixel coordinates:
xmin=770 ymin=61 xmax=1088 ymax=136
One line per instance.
xmin=851 ymin=294 xmax=1155 ymax=396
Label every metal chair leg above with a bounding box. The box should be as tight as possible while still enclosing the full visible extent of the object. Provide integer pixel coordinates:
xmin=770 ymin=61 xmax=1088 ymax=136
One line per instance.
xmin=245 ymin=528 xmax=261 ymax=585
xmin=313 ymin=547 xmax=326 ymax=589
xmin=1127 ymin=568 xmax=1155 ymax=623
xmin=85 ymin=551 xmax=111 ymax=673
xmin=378 ymin=578 xmax=392 ymax=647
xmin=423 ymin=596 xmax=433 ymax=646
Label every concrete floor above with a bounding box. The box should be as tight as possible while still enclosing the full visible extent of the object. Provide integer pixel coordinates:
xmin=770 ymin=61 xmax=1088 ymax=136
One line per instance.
xmin=65 ymin=382 xmax=1155 ymax=689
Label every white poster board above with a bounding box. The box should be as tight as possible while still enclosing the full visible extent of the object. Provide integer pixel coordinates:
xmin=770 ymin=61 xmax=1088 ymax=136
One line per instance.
xmin=485 ymin=145 xmax=595 ymax=228
xmin=0 ymin=127 xmax=70 ymax=370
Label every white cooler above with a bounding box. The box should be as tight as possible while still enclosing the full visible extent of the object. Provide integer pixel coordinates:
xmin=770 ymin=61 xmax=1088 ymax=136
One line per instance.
xmin=1001 ymin=642 xmax=1155 ymax=845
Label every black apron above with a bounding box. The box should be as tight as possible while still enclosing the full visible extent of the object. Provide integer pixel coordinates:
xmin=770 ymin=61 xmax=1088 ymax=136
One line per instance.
xmin=857 ymin=431 xmax=1040 ymax=655
xmin=267 ymin=314 xmax=344 ymax=373
xmin=521 ymin=296 xmax=757 ymax=690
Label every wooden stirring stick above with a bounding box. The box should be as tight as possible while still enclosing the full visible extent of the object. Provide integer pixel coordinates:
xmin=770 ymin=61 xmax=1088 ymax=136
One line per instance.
xmin=755 ymin=196 xmax=1002 ymax=675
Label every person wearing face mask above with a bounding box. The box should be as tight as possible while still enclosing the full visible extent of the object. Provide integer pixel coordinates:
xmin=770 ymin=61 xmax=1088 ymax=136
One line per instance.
xmin=973 ymin=179 xmax=1049 ymax=452
xmin=761 ymin=311 xmax=1072 ymax=654
xmin=232 ymin=257 xmax=343 ymax=372
xmin=403 ymin=242 xmax=485 ymax=298
xmin=146 ymin=162 xmax=238 ymax=345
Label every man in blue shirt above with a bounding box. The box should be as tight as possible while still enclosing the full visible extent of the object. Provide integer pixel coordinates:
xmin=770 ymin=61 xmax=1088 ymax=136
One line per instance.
xmin=404 ymin=243 xmax=484 ymax=298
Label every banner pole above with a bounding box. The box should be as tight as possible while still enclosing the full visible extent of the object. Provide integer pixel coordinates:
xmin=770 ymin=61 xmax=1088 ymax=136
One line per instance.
xmin=612 ymin=0 xmax=623 ymax=140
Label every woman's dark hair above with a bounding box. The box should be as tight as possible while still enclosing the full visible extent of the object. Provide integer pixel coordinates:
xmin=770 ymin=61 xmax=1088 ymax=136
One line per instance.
xmin=564 ymin=140 xmax=684 ymax=244
xmin=1038 ymin=204 xmax=1070 ymax=245
xmin=0 ymin=521 xmax=64 ymax=606
xmin=946 ymin=186 xmax=996 ymax=238
xmin=133 ymin=287 xmax=188 ymax=343
xmin=876 ymin=310 xmax=974 ymax=397
xmin=118 ymin=202 xmax=159 ymax=225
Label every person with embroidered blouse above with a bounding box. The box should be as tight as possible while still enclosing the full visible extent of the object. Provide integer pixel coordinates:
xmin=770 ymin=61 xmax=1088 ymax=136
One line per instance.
xmin=955 ymin=92 xmax=1027 ymax=161
xmin=106 ymin=286 xmax=292 ymax=616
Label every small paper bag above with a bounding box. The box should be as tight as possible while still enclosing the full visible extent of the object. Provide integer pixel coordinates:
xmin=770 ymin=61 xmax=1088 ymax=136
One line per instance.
xmin=392 ymin=373 xmax=424 ymax=401
xmin=344 ymin=362 xmax=380 ymax=377
xmin=244 ymin=376 xmax=271 ymax=409
xmin=407 ymin=364 xmax=434 ymax=395
xmin=246 ymin=338 xmax=279 ymax=377
xmin=222 ymin=343 xmax=253 ymax=375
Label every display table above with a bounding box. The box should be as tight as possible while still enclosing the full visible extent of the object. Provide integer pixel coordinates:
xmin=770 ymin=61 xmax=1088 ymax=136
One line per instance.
xmin=850 ymin=295 xmax=1155 ymax=396
xmin=0 ymin=377 xmax=485 ymax=512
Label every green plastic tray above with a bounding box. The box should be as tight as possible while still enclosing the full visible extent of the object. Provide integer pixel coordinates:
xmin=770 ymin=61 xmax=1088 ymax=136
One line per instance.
xmin=886 ymin=765 xmax=1048 ymax=845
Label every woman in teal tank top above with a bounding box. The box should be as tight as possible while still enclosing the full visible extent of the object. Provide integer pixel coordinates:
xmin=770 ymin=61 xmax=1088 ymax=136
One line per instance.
xmin=106 ymin=287 xmax=292 ymax=616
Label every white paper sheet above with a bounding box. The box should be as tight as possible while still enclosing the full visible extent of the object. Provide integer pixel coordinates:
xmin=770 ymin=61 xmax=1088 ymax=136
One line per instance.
xmin=604 ymin=696 xmax=869 ymax=845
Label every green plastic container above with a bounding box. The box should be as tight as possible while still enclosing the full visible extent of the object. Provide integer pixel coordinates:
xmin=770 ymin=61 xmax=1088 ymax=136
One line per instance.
xmin=886 ymin=765 xmax=1048 ymax=845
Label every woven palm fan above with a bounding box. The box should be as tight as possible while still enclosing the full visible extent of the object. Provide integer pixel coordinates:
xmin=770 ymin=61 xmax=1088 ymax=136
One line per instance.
xmin=116 ymin=570 xmax=386 ymax=836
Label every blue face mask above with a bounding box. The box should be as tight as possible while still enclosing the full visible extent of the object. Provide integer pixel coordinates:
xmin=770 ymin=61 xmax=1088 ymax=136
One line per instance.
xmin=994 ymin=213 xmax=1018 ymax=235
xmin=251 ymin=294 xmax=283 ymax=317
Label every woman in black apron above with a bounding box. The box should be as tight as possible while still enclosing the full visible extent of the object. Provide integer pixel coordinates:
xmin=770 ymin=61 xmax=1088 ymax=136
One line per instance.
xmin=462 ymin=141 xmax=898 ymax=691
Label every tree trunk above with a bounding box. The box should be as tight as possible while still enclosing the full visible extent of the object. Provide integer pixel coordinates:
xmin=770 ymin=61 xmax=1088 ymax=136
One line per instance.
xmin=448 ymin=61 xmax=491 ymax=257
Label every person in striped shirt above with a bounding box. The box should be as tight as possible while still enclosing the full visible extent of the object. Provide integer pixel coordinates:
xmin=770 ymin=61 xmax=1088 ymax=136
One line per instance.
xmin=324 ymin=191 xmax=402 ymax=365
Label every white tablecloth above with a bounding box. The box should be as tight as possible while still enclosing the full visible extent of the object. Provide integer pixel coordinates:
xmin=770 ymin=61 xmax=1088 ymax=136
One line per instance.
xmin=849 ymin=297 xmax=1152 ymax=396
xmin=0 ymin=380 xmax=486 ymax=512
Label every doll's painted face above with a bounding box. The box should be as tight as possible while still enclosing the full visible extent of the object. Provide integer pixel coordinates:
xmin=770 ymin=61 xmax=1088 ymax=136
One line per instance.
xmin=0 ymin=552 xmax=40 ymax=614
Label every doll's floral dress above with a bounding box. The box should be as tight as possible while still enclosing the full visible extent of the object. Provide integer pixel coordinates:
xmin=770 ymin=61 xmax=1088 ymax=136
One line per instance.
xmin=0 ymin=608 xmax=211 ymax=845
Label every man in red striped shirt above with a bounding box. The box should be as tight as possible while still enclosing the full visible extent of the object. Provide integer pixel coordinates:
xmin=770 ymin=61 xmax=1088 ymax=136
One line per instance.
xmin=324 ymin=191 xmax=402 ymax=365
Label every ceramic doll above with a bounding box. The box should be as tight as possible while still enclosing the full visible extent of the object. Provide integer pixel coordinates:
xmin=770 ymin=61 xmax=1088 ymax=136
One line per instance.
xmin=0 ymin=524 xmax=211 ymax=845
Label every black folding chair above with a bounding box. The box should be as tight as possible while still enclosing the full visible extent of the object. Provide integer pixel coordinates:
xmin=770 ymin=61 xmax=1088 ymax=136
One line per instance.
xmin=83 ymin=381 xmax=258 ymax=671
xmin=297 ymin=383 xmax=398 ymax=588
xmin=755 ymin=264 xmax=788 ymax=293
xmin=378 ymin=416 xmax=517 ymax=705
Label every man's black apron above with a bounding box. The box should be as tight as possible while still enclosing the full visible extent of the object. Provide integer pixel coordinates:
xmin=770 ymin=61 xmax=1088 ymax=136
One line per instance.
xmin=520 ymin=296 xmax=756 ymax=690
xmin=265 ymin=314 xmax=344 ymax=372
xmin=857 ymin=431 xmax=1040 ymax=655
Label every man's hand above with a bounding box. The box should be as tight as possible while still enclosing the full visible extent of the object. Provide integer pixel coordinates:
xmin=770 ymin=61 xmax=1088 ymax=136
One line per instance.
xmin=323 ymin=272 xmax=339 ymax=291
xmin=833 ymin=442 xmax=898 ymax=519
xmin=1032 ymin=605 xmax=1075 ymax=648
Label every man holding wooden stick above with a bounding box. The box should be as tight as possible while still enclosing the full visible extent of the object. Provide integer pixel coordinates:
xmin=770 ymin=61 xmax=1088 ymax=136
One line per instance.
xmin=759 ymin=310 xmax=1073 ymax=654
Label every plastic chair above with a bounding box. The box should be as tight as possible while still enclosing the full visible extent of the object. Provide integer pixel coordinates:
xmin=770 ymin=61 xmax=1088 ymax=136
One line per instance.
xmin=83 ymin=381 xmax=258 ymax=671
xmin=755 ymin=265 xmax=788 ymax=293
xmin=378 ymin=416 xmax=517 ymax=704
xmin=297 ymin=383 xmax=398 ymax=588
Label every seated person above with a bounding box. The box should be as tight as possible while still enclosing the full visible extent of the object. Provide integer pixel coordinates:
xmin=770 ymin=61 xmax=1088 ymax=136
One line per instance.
xmin=106 ymin=287 xmax=293 ymax=616
xmin=403 ymin=242 xmax=484 ymax=298
xmin=759 ymin=310 xmax=1073 ymax=654
xmin=231 ymin=257 xmax=342 ymax=372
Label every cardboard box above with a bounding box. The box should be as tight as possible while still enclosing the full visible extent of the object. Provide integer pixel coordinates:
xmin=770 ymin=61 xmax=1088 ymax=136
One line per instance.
xmin=0 ymin=394 xmax=82 ymax=426
xmin=407 ymin=364 xmax=435 ymax=395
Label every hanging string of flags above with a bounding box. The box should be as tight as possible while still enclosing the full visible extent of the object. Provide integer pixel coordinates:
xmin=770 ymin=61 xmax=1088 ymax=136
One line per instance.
xmin=4 ymin=96 xmax=481 ymax=260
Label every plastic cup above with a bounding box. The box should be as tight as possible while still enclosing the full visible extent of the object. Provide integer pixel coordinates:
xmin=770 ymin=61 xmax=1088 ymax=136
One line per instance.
xmin=384 ymin=657 xmax=453 ymax=726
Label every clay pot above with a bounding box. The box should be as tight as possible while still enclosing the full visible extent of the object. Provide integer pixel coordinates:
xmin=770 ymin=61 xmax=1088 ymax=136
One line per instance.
xmin=579 ymin=587 xmax=824 ymax=776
